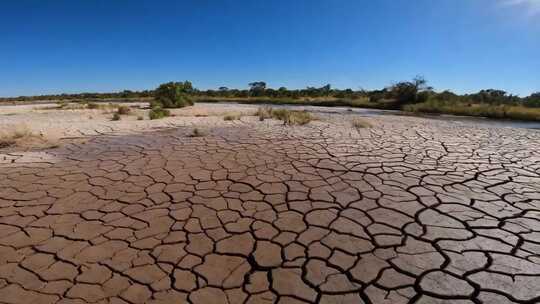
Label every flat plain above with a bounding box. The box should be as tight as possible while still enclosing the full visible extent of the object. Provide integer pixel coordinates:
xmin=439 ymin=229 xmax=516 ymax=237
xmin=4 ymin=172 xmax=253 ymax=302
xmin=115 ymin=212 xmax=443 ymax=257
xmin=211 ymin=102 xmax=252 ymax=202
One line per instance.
xmin=1 ymin=103 xmax=540 ymax=303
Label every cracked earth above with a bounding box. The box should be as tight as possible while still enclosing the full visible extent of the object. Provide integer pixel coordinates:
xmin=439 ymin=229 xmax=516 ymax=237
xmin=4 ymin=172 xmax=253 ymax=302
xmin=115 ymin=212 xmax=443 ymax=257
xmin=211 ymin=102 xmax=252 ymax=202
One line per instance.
xmin=1 ymin=105 xmax=540 ymax=304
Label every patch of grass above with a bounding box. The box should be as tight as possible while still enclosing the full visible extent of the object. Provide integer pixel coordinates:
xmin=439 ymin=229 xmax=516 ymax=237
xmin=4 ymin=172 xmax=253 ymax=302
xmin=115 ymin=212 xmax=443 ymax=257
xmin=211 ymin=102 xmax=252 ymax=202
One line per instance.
xmin=352 ymin=118 xmax=371 ymax=129
xmin=43 ymin=102 xmax=87 ymax=110
xmin=504 ymin=106 xmax=540 ymax=121
xmin=85 ymin=102 xmax=120 ymax=112
xmin=196 ymin=96 xmax=397 ymax=109
xmin=285 ymin=111 xmax=313 ymax=125
xmin=404 ymin=100 xmax=540 ymax=121
xmin=256 ymin=106 xmax=274 ymax=121
xmin=112 ymin=113 xmax=121 ymax=121
xmin=137 ymin=115 xmax=144 ymax=120
xmin=223 ymin=113 xmax=241 ymax=121
xmin=56 ymin=101 xmax=69 ymax=108
xmin=149 ymin=107 xmax=171 ymax=120
xmin=117 ymin=105 xmax=131 ymax=115
xmin=256 ymin=107 xmax=313 ymax=125
xmin=269 ymin=109 xmax=289 ymax=121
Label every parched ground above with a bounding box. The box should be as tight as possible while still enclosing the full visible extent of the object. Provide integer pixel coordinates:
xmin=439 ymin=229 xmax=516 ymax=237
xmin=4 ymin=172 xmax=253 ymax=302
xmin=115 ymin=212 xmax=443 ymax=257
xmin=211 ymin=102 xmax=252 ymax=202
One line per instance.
xmin=1 ymin=104 xmax=540 ymax=304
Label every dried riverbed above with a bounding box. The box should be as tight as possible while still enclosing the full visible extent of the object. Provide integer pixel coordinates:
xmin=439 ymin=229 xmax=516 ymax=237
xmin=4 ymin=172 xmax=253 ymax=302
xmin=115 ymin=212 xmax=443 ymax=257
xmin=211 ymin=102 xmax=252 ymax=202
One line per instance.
xmin=1 ymin=103 xmax=540 ymax=303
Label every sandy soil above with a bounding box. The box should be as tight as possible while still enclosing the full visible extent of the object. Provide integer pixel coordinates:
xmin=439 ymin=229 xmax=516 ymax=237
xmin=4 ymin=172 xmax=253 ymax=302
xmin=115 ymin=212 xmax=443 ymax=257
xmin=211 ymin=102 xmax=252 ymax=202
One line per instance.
xmin=0 ymin=102 xmax=258 ymax=139
xmin=1 ymin=103 xmax=540 ymax=303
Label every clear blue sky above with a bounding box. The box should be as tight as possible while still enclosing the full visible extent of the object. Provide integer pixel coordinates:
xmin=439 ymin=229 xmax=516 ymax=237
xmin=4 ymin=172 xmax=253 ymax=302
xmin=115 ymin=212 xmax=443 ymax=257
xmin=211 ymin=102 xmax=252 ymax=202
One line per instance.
xmin=1 ymin=0 xmax=539 ymax=97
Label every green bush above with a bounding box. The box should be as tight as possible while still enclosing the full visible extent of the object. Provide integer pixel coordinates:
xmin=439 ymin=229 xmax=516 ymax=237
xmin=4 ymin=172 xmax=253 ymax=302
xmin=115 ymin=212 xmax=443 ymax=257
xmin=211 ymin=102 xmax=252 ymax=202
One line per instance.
xmin=153 ymin=81 xmax=194 ymax=108
xmin=149 ymin=107 xmax=171 ymax=120
xmin=112 ymin=113 xmax=121 ymax=121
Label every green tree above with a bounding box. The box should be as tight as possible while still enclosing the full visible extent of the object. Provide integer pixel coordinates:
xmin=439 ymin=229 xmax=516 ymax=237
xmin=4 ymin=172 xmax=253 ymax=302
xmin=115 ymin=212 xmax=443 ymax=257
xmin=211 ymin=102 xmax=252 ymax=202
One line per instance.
xmin=248 ymin=81 xmax=266 ymax=97
xmin=153 ymin=81 xmax=194 ymax=108
xmin=524 ymin=92 xmax=540 ymax=107
xmin=389 ymin=76 xmax=432 ymax=105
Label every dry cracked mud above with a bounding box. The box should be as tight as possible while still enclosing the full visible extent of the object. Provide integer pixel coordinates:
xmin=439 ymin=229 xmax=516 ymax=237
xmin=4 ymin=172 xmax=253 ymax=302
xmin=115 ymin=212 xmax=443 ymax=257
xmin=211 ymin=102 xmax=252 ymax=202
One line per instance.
xmin=1 ymin=109 xmax=540 ymax=304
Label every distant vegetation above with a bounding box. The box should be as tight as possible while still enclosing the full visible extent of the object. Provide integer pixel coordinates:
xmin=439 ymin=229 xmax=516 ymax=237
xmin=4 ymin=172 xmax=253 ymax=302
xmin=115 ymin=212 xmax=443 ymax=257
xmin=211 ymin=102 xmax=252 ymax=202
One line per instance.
xmin=0 ymin=90 xmax=154 ymax=103
xmin=2 ymin=78 xmax=540 ymax=121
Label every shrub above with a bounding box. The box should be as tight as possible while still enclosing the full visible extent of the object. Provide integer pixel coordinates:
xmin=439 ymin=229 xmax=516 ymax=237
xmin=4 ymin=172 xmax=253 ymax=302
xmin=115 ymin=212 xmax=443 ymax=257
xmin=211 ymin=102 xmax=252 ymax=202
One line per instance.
xmin=149 ymin=107 xmax=170 ymax=120
xmin=153 ymin=81 xmax=194 ymax=108
xmin=137 ymin=115 xmax=144 ymax=120
xmin=117 ymin=105 xmax=131 ymax=115
xmin=112 ymin=113 xmax=121 ymax=121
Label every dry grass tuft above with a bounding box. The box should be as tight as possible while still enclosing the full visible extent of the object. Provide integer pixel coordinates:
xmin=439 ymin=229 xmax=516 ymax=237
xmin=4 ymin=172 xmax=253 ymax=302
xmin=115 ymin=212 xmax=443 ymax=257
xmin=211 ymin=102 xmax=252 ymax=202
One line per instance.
xmin=275 ymin=110 xmax=307 ymax=125
xmin=117 ymin=105 xmax=131 ymax=115
xmin=190 ymin=128 xmax=206 ymax=137
xmin=352 ymin=118 xmax=372 ymax=129
xmin=41 ymin=102 xmax=86 ymax=111
xmin=223 ymin=113 xmax=242 ymax=121
xmin=256 ymin=107 xmax=313 ymax=125
xmin=40 ymin=101 xmax=121 ymax=112
xmin=111 ymin=113 xmax=121 ymax=121
xmin=86 ymin=102 xmax=101 ymax=109
xmin=256 ymin=106 xmax=274 ymax=121
xmin=0 ymin=124 xmax=60 ymax=150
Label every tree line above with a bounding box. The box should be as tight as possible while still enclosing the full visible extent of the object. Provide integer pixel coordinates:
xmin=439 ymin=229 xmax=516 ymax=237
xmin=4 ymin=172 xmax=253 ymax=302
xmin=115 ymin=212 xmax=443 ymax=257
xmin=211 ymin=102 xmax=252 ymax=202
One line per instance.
xmin=1 ymin=78 xmax=539 ymax=108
